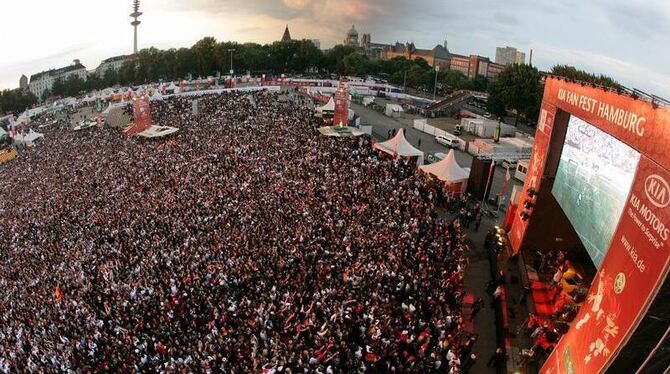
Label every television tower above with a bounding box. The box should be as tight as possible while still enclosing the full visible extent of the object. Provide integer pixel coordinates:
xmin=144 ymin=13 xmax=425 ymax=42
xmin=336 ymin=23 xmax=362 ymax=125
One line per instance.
xmin=130 ymin=0 xmax=142 ymax=54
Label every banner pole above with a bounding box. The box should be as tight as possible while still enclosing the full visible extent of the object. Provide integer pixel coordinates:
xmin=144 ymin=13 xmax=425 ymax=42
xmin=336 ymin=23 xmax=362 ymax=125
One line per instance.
xmin=481 ymin=160 xmax=496 ymax=212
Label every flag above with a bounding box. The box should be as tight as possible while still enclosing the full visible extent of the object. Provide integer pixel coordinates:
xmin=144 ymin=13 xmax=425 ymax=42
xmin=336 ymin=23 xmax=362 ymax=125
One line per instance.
xmin=500 ymin=166 xmax=511 ymax=195
xmin=54 ymin=284 xmax=63 ymax=301
xmin=365 ymin=352 xmax=380 ymax=363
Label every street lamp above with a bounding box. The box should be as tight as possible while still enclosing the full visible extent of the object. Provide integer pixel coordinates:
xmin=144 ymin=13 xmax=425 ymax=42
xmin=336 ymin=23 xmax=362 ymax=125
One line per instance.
xmin=227 ymin=49 xmax=236 ymax=75
xmin=403 ymin=70 xmax=407 ymax=93
xmin=433 ymin=65 xmax=440 ymax=100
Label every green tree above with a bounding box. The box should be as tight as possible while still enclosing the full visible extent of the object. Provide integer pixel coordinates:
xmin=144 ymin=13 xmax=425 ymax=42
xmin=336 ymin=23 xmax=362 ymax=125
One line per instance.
xmin=463 ymin=75 xmax=489 ymax=91
xmin=118 ymin=59 xmax=137 ymax=85
xmin=340 ymin=53 xmax=369 ymax=76
xmin=551 ymin=65 xmax=619 ymax=89
xmin=192 ymin=37 xmax=218 ymax=77
xmin=51 ymin=78 xmax=66 ymax=96
xmin=40 ymin=89 xmax=51 ymax=103
xmin=487 ymin=64 xmax=543 ymax=125
xmin=0 ymin=89 xmax=38 ymax=115
xmin=238 ymin=43 xmax=271 ymax=73
xmin=102 ymin=68 xmax=119 ymax=87
xmin=292 ymin=40 xmax=323 ymax=73
xmin=175 ymin=48 xmax=196 ymax=80
xmin=439 ymin=70 xmax=467 ymax=89
xmin=405 ymin=64 xmax=430 ymax=89
xmin=323 ymin=45 xmax=358 ymax=73
xmin=62 ymin=74 xmax=86 ymax=96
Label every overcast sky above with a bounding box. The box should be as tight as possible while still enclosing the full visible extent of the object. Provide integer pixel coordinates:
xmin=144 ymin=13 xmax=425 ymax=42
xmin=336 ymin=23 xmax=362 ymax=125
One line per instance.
xmin=1 ymin=0 xmax=668 ymax=97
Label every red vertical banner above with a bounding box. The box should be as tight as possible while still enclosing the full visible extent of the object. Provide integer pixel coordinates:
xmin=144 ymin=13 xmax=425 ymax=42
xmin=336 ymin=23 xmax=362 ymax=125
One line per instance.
xmin=124 ymin=94 xmax=152 ymax=136
xmin=332 ymin=81 xmax=350 ymax=126
xmin=508 ymin=103 xmax=556 ymax=252
xmin=541 ymin=157 xmax=670 ymax=374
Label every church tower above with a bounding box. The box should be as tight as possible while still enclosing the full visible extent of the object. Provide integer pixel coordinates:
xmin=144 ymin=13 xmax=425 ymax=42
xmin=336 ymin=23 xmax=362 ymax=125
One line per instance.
xmin=281 ymin=25 xmax=292 ymax=42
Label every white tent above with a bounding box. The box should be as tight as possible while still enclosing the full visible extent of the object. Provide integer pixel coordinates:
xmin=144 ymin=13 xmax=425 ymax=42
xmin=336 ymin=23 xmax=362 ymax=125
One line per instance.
xmin=385 ymin=103 xmax=404 ymax=118
xmin=419 ymin=150 xmax=469 ymax=182
xmin=14 ymin=130 xmax=44 ymax=146
xmin=137 ymin=125 xmax=179 ymax=138
xmin=363 ymin=96 xmax=375 ymax=106
xmin=373 ymin=128 xmax=424 ymax=165
xmin=419 ymin=149 xmax=470 ymax=195
xmin=317 ymin=97 xmax=335 ymax=112
xmin=15 ymin=112 xmax=30 ymax=126
xmin=151 ymin=90 xmax=164 ymax=101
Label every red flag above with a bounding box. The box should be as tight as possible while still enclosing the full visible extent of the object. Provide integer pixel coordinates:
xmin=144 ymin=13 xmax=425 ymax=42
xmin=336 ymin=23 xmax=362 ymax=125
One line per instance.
xmin=365 ymin=352 xmax=380 ymax=363
xmin=500 ymin=166 xmax=511 ymax=195
xmin=54 ymin=284 xmax=63 ymax=301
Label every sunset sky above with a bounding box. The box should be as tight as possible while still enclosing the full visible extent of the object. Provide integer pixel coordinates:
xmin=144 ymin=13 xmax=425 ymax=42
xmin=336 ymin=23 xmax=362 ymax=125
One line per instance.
xmin=1 ymin=0 xmax=669 ymax=97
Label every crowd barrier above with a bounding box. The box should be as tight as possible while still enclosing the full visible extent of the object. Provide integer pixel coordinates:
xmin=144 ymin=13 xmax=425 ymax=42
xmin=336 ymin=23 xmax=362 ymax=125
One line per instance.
xmin=413 ymin=119 xmax=468 ymax=152
xmin=159 ymin=86 xmax=281 ymax=100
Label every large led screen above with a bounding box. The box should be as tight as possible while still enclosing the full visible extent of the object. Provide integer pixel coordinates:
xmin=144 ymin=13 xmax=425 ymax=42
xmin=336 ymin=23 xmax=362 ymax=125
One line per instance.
xmin=552 ymin=115 xmax=641 ymax=268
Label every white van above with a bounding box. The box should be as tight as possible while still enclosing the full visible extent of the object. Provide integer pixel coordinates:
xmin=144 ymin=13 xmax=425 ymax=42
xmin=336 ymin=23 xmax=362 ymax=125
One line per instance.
xmin=435 ymin=133 xmax=460 ymax=148
xmin=514 ymin=159 xmax=530 ymax=182
xmin=502 ymin=159 xmax=518 ymax=169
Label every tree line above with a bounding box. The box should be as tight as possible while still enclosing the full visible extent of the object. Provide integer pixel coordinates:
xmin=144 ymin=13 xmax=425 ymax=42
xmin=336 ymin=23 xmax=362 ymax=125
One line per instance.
xmin=1 ymin=35 xmax=620 ymax=123
xmin=41 ymin=37 xmax=488 ymax=100
xmin=486 ymin=64 xmax=620 ymax=126
xmin=0 ymin=90 xmax=38 ymax=117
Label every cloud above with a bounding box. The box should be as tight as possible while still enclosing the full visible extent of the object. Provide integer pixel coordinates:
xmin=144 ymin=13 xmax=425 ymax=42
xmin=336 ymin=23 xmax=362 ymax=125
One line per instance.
xmin=282 ymin=0 xmax=312 ymax=9
xmin=493 ymin=11 xmax=520 ymax=26
xmin=594 ymin=0 xmax=670 ymax=40
xmin=531 ymin=43 xmax=670 ymax=98
xmin=0 ymin=0 xmax=668 ymax=99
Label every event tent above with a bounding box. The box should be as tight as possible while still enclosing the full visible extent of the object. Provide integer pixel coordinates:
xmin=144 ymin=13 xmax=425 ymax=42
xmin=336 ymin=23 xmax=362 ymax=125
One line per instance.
xmin=373 ymin=128 xmax=424 ymax=165
xmin=13 ymin=130 xmax=44 ymax=146
xmin=317 ymin=97 xmax=335 ymax=112
xmin=318 ymin=126 xmax=364 ymax=137
xmin=419 ymin=149 xmax=470 ymax=195
xmin=151 ymin=90 xmax=164 ymax=101
xmin=385 ymin=103 xmax=404 ymax=118
xmin=137 ymin=125 xmax=180 ymax=138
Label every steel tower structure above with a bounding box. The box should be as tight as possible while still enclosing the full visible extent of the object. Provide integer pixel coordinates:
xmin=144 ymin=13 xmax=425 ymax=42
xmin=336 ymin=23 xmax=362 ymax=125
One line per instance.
xmin=130 ymin=0 xmax=142 ymax=54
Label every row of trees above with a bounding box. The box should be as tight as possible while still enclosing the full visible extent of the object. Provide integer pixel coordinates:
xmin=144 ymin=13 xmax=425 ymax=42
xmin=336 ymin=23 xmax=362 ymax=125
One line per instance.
xmin=3 ymin=34 xmax=618 ymax=123
xmin=45 ymin=37 xmax=487 ymax=100
xmin=487 ymin=64 xmax=619 ymax=126
xmin=0 ymin=89 xmax=37 ymax=116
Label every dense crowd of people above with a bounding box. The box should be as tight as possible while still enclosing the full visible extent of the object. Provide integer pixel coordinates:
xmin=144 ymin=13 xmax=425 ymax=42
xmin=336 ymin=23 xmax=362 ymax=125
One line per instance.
xmin=1 ymin=91 xmax=473 ymax=372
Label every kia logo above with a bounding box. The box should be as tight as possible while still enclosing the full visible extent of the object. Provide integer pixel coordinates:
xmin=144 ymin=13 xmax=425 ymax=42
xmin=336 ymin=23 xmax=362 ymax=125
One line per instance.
xmin=644 ymin=174 xmax=670 ymax=208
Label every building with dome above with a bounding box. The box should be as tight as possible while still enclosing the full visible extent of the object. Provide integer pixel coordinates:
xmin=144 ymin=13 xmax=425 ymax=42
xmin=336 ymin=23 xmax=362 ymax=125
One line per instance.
xmin=344 ymin=25 xmax=359 ymax=47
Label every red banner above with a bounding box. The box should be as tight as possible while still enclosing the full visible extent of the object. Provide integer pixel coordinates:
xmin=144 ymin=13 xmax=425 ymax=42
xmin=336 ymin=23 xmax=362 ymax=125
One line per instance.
xmin=542 ymin=78 xmax=670 ymax=171
xmin=541 ymin=156 xmax=670 ymax=373
xmin=509 ymin=102 xmax=556 ymax=251
xmin=124 ymin=95 xmax=152 ymax=136
xmin=332 ymin=82 xmax=350 ymax=126
xmin=511 ymin=77 xmax=670 ymax=373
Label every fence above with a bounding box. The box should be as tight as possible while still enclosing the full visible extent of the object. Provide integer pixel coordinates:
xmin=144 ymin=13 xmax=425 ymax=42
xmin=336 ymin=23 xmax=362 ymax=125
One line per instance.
xmin=413 ymin=119 xmax=468 ymax=152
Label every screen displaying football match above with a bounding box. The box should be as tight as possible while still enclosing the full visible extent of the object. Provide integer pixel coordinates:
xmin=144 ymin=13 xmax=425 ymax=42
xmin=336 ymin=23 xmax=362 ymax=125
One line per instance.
xmin=552 ymin=115 xmax=641 ymax=268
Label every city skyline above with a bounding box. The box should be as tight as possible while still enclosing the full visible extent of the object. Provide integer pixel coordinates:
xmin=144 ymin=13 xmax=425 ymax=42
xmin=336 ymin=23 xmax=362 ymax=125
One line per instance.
xmin=1 ymin=0 xmax=669 ymax=97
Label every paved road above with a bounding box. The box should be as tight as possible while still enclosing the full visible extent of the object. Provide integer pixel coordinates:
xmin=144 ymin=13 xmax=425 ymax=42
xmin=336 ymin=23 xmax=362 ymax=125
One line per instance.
xmin=354 ymin=102 xmax=524 ymax=218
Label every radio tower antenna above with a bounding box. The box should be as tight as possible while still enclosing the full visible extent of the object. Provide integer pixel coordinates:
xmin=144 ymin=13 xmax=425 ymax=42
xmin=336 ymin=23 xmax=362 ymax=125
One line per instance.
xmin=130 ymin=0 xmax=142 ymax=54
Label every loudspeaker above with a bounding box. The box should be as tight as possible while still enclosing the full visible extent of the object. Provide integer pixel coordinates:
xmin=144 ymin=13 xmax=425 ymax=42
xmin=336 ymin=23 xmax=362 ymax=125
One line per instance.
xmin=467 ymin=157 xmax=493 ymax=201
